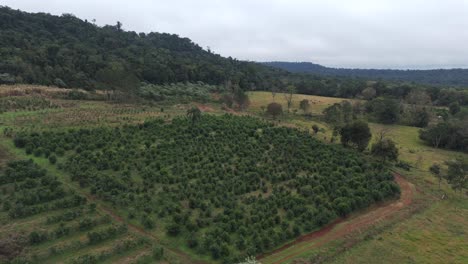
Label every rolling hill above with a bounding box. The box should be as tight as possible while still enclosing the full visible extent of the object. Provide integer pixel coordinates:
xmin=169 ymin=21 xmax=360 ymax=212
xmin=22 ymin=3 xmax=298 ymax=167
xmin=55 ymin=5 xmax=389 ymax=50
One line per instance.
xmin=263 ymin=61 xmax=468 ymax=87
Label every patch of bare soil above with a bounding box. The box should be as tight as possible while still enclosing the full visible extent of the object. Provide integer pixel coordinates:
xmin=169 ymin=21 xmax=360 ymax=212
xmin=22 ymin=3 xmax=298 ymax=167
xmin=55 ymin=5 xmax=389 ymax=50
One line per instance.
xmin=197 ymin=104 xmax=215 ymax=112
xmin=259 ymin=173 xmax=414 ymax=264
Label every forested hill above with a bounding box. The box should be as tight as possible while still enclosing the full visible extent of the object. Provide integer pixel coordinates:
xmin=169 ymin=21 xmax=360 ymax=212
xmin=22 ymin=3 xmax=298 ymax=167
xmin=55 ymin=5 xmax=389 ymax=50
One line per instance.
xmin=263 ymin=62 xmax=468 ymax=87
xmin=0 ymin=6 xmax=287 ymax=90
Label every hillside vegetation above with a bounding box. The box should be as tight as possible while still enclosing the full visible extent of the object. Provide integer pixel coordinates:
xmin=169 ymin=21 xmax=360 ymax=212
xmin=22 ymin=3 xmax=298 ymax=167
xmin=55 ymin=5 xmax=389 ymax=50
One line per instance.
xmin=264 ymin=61 xmax=468 ymax=87
xmin=3 ymin=6 xmax=464 ymax=106
xmin=0 ymin=6 xmax=287 ymax=90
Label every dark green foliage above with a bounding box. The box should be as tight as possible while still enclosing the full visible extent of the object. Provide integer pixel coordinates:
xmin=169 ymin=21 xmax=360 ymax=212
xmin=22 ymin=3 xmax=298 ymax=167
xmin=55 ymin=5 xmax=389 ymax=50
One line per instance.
xmin=0 ymin=7 xmax=285 ymax=90
xmin=312 ymin=125 xmax=319 ymax=134
xmin=263 ymin=61 xmax=468 ymax=87
xmin=396 ymin=161 xmax=412 ymax=171
xmin=266 ymin=102 xmax=283 ymax=119
xmin=0 ymin=160 xmax=86 ymax=219
xmin=48 ymin=154 xmax=57 ymax=164
xmin=365 ymin=98 xmax=400 ymax=124
xmin=371 ymin=139 xmax=399 ymax=162
xmin=449 ymin=102 xmax=461 ymax=115
xmin=419 ymin=121 xmax=468 ymax=152
xmin=0 ymin=159 xmax=46 ymax=184
xmin=139 ymin=82 xmax=223 ymax=102
xmin=323 ymin=101 xmax=354 ymax=128
xmin=340 ymin=121 xmax=372 ymax=151
xmin=166 ymin=223 xmax=181 ymax=236
xmin=66 ymin=90 xmax=88 ymax=100
xmin=29 ymin=231 xmax=48 ymax=245
xmin=233 ymin=89 xmax=251 ymax=110
xmin=79 ymin=218 xmax=97 ymax=231
xmin=444 ymin=159 xmax=468 ymax=193
xmin=141 ymin=214 xmax=155 ymax=229
xmin=45 ymin=209 xmax=83 ymax=224
xmin=187 ymin=106 xmax=202 ymax=125
xmin=152 ymin=245 xmax=164 ymax=260
xmin=408 ymin=107 xmax=431 ymax=128
xmin=15 ymin=115 xmax=399 ymax=260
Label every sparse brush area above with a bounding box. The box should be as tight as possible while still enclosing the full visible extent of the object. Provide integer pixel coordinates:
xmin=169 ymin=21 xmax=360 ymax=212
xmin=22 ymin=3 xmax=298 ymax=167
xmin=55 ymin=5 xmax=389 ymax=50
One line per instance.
xmin=0 ymin=96 xmax=59 ymax=113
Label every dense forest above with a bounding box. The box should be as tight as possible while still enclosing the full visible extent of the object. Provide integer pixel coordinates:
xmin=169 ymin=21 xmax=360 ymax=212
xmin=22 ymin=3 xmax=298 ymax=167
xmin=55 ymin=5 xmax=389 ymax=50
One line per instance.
xmin=0 ymin=6 xmax=288 ymax=90
xmin=3 ymin=6 xmax=468 ymax=108
xmin=13 ymin=114 xmax=400 ymax=262
xmin=264 ymin=61 xmax=468 ymax=87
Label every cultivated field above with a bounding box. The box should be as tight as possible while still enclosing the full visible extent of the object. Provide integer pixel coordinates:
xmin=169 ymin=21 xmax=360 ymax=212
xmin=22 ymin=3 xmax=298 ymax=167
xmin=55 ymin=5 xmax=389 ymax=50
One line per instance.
xmin=0 ymin=87 xmax=467 ymax=264
xmin=248 ymin=91 xmax=468 ymax=264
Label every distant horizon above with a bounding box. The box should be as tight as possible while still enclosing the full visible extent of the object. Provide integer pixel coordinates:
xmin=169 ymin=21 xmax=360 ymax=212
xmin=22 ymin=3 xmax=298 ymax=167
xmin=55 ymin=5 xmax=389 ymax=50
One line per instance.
xmin=258 ymin=61 xmax=468 ymax=71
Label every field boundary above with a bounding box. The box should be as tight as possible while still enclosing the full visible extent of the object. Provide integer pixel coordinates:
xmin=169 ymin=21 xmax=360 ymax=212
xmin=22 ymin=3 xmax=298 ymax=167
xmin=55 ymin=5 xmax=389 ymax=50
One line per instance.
xmin=259 ymin=173 xmax=415 ymax=264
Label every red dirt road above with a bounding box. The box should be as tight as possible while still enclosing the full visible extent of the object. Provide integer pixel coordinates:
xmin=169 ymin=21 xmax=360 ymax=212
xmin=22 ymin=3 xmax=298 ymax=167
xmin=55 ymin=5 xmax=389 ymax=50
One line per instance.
xmin=259 ymin=174 xmax=414 ymax=264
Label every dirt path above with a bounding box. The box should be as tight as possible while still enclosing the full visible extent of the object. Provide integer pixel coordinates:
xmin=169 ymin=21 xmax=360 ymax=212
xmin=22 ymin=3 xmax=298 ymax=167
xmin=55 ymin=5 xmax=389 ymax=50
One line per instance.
xmin=259 ymin=173 xmax=414 ymax=264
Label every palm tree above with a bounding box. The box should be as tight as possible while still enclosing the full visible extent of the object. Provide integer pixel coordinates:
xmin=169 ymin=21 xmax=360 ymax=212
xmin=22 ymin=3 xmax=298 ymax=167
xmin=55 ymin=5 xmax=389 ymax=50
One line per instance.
xmin=187 ymin=107 xmax=202 ymax=125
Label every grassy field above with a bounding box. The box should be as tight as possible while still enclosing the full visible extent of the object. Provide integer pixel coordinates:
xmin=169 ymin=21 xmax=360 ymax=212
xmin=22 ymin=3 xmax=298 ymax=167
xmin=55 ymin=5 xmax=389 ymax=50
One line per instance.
xmin=247 ymin=91 xmax=356 ymax=115
xmin=1 ymin=87 xmax=467 ymax=263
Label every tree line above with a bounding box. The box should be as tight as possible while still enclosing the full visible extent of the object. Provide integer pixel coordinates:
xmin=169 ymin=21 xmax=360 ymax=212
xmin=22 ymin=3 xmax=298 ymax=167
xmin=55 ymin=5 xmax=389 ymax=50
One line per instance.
xmin=2 ymin=6 xmax=467 ymax=108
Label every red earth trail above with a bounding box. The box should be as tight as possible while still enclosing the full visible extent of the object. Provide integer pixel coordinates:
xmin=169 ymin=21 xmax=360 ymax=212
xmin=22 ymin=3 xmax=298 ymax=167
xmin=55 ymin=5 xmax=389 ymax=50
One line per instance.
xmin=259 ymin=173 xmax=414 ymax=264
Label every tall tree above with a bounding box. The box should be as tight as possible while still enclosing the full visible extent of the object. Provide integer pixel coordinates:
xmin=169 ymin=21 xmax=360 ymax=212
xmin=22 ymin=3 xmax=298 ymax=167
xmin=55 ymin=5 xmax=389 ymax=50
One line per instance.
xmin=187 ymin=107 xmax=202 ymax=125
xmin=340 ymin=121 xmax=372 ymax=152
xmin=371 ymin=138 xmax=398 ymax=162
xmin=299 ymin=99 xmax=310 ymax=114
xmin=266 ymin=102 xmax=283 ymax=119
xmin=283 ymin=85 xmax=296 ymax=113
xmin=444 ymin=158 xmax=468 ymax=194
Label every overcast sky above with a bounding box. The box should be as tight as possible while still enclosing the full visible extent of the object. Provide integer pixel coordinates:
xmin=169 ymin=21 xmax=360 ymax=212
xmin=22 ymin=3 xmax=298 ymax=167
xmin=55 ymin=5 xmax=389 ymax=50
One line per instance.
xmin=3 ymin=0 xmax=468 ymax=69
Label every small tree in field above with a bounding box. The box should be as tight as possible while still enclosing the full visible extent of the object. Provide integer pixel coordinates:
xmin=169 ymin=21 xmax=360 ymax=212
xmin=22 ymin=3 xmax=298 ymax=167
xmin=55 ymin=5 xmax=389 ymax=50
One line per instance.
xmin=340 ymin=121 xmax=372 ymax=152
xmin=267 ymin=102 xmax=283 ymax=119
xmin=444 ymin=158 xmax=468 ymax=195
xmin=449 ymin=102 xmax=460 ymax=115
xmin=283 ymin=85 xmax=296 ymax=113
xmin=312 ymin=124 xmax=319 ymax=134
xmin=371 ymin=138 xmax=398 ymax=162
xmin=234 ymin=89 xmax=250 ymax=110
xmin=299 ymin=99 xmax=310 ymax=113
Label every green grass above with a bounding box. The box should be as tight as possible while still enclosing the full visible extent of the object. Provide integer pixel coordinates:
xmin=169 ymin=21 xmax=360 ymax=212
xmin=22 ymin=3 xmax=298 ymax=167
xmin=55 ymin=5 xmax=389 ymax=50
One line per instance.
xmin=247 ymin=91 xmax=357 ymax=114
xmin=246 ymin=91 xmax=468 ymax=264
xmin=331 ymin=196 xmax=468 ymax=264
